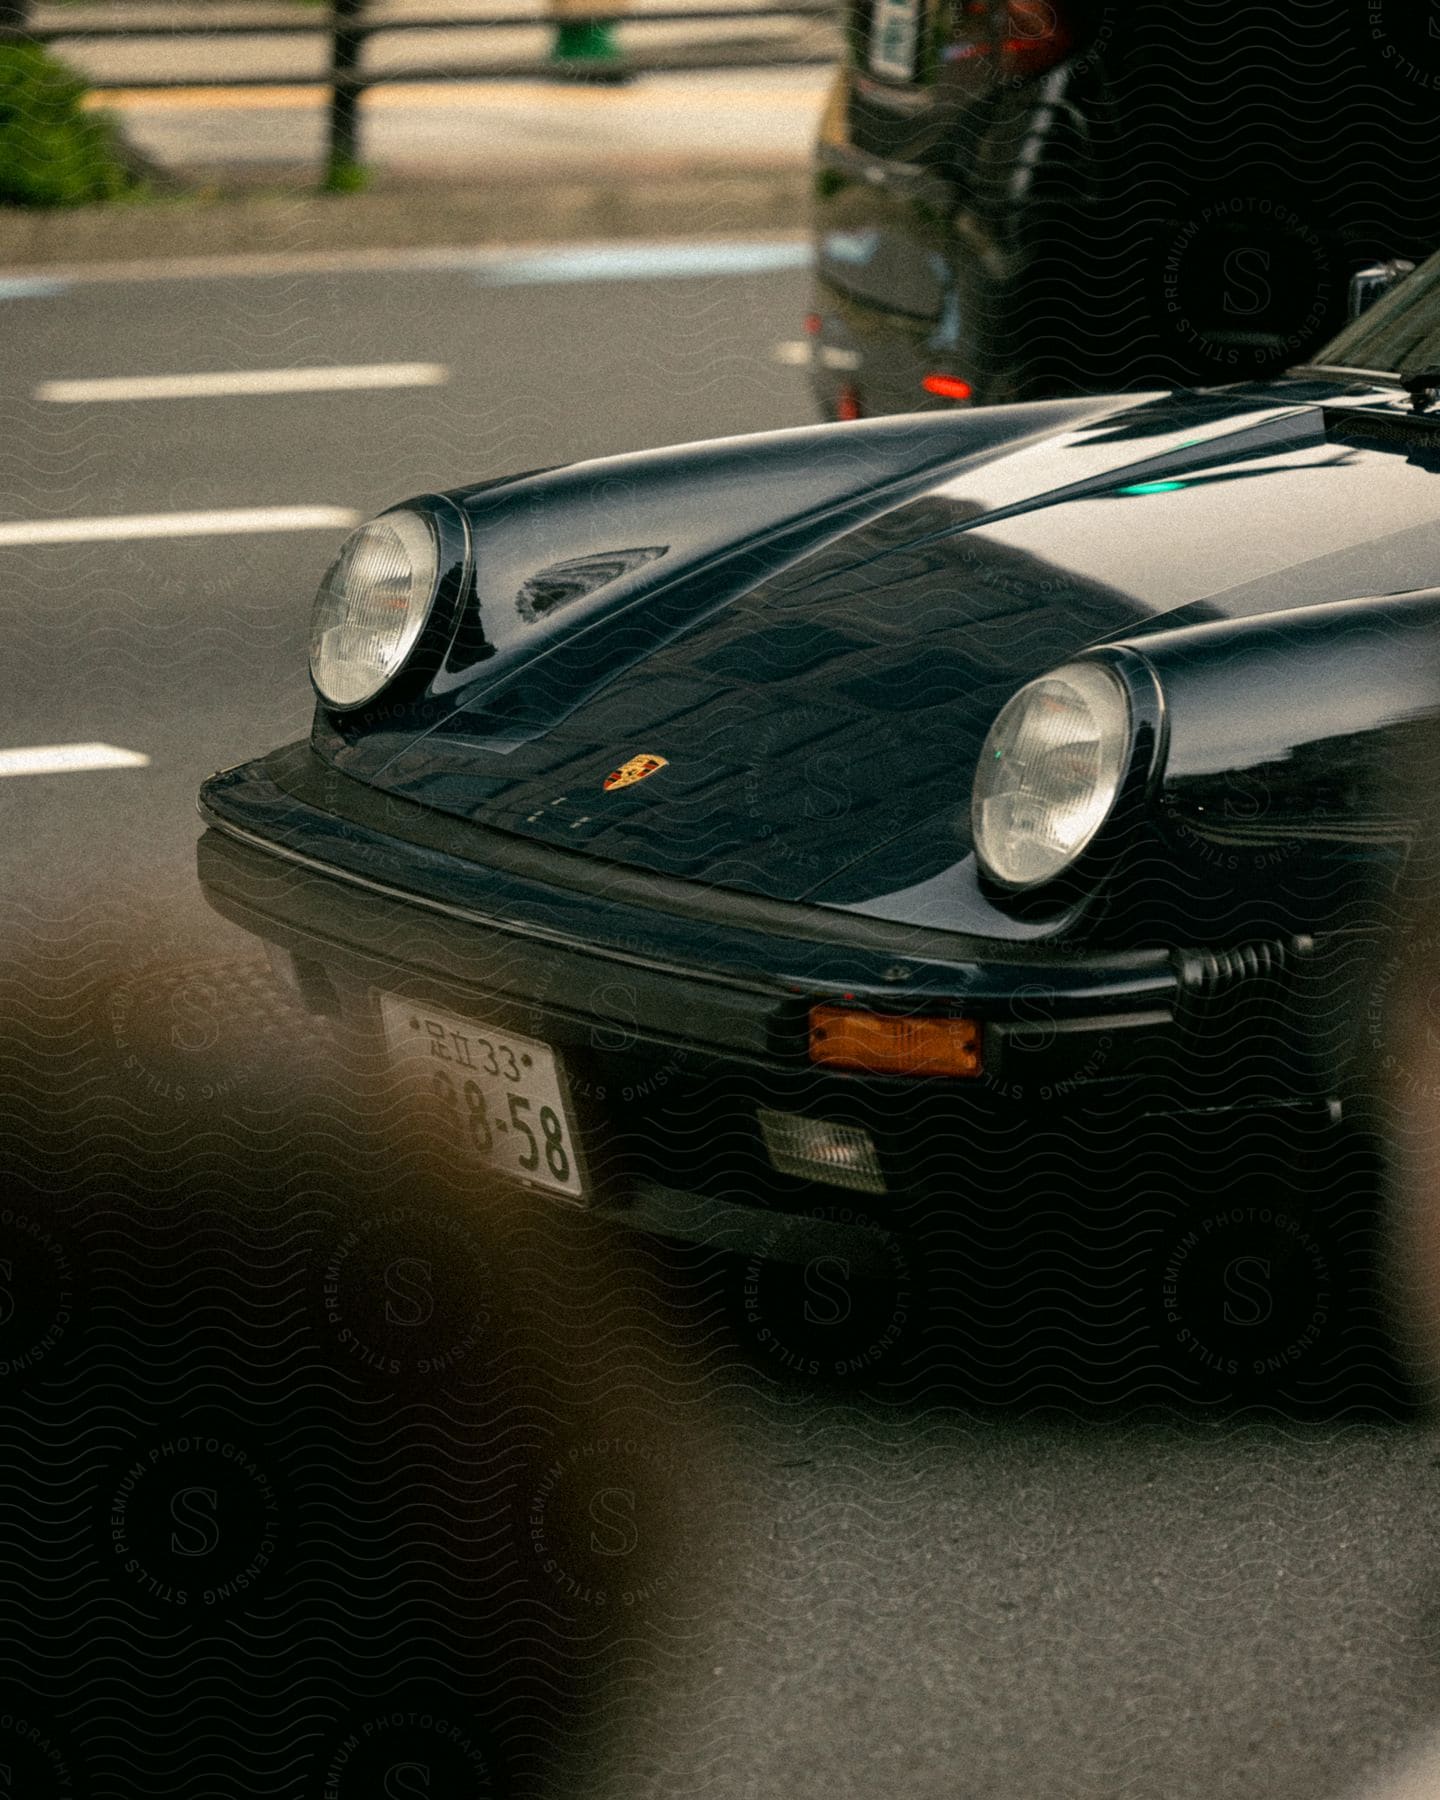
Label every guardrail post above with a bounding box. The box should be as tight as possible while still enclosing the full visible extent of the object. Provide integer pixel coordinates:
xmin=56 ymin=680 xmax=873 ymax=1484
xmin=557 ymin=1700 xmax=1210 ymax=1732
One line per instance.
xmin=325 ymin=0 xmax=367 ymax=190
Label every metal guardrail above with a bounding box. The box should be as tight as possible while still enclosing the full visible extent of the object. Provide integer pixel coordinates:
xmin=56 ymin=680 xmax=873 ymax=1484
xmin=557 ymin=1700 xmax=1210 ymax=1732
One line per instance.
xmin=32 ymin=4 xmax=837 ymax=38
xmin=18 ymin=0 xmax=840 ymax=184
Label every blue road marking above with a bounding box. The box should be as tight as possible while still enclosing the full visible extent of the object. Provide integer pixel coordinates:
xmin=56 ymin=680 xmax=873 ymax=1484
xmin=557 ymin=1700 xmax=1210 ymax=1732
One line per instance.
xmin=466 ymin=240 xmax=811 ymax=286
xmin=0 ymin=278 xmax=70 ymax=301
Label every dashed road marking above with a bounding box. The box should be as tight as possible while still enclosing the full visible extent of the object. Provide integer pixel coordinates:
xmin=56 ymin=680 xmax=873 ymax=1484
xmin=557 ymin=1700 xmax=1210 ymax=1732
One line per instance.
xmin=467 ymin=240 xmax=811 ymax=284
xmin=0 ymin=233 xmax=808 ymax=288
xmin=0 ymin=506 xmax=359 ymax=546
xmin=37 ymin=363 xmax=448 ymax=403
xmin=0 ymin=277 xmax=70 ymax=301
xmin=773 ymin=340 xmax=860 ymax=368
xmin=0 ymin=743 xmax=150 ymax=777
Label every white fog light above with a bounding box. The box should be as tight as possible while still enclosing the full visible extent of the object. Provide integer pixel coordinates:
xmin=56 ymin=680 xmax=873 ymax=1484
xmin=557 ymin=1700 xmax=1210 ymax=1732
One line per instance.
xmin=758 ymin=1109 xmax=886 ymax=1195
xmin=309 ymin=508 xmax=441 ymax=709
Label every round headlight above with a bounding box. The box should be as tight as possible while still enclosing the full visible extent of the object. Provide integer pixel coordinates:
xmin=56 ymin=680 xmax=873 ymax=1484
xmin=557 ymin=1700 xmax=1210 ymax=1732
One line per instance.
xmin=972 ymin=661 xmax=1132 ymax=888
xmin=309 ymin=508 xmax=441 ymax=710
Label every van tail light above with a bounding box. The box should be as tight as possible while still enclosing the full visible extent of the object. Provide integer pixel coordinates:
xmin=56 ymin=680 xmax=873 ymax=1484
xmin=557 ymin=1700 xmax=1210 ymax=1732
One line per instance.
xmin=945 ymin=0 xmax=1073 ymax=78
xmin=1005 ymin=0 xmax=1073 ymax=72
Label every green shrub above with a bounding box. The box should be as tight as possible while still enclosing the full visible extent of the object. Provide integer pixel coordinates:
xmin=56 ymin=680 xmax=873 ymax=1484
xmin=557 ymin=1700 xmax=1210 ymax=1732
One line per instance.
xmin=0 ymin=41 xmax=136 ymax=207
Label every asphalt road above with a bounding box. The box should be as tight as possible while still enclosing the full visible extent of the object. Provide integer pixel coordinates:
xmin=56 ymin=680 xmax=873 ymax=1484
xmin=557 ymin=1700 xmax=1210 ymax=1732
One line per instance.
xmin=0 ymin=242 xmax=816 ymax=938
xmin=3 ymin=243 xmax=1440 ymax=1800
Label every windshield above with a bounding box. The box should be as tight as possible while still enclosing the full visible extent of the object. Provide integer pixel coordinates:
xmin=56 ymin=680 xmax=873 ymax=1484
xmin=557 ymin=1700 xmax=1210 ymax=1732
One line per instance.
xmin=1309 ymin=247 xmax=1440 ymax=376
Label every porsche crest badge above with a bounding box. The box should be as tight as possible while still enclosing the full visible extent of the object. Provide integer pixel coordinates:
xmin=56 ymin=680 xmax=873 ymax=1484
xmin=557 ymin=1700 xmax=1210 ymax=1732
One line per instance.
xmin=603 ymin=754 xmax=668 ymax=792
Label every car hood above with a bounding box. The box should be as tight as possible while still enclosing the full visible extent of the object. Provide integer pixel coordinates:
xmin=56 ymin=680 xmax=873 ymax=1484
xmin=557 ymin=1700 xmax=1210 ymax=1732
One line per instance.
xmin=327 ymin=384 xmax=1440 ymax=909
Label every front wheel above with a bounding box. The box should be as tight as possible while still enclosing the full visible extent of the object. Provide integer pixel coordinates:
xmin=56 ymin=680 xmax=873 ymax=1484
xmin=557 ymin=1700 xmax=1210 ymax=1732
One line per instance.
xmin=1339 ymin=1087 xmax=1440 ymax=1416
xmin=1132 ymin=1104 xmax=1403 ymax=1410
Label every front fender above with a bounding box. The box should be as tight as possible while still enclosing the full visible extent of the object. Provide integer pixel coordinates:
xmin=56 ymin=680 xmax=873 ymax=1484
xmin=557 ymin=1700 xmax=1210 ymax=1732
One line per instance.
xmin=1120 ymin=590 xmax=1440 ymax=934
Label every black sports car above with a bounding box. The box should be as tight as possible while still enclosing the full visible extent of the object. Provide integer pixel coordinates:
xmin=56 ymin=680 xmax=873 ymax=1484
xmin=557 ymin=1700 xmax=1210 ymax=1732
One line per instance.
xmin=199 ymin=254 xmax=1440 ymax=1400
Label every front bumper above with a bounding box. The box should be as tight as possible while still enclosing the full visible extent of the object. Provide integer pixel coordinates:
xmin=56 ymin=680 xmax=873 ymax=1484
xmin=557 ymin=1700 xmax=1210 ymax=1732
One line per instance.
xmin=197 ymin=745 xmax=1321 ymax=1255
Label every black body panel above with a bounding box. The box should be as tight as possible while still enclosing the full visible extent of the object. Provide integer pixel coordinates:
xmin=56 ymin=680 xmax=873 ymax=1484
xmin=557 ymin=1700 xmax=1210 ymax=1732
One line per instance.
xmin=192 ymin=374 xmax=1440 ymax=1276
xmin=203 ymin=743 xmax=1182 ymax=1011
xmin=297 ymin=385 xmax=1439 ymax=938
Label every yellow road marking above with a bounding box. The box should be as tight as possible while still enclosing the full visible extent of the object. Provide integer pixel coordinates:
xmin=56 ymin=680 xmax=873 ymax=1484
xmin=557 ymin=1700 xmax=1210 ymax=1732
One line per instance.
xmin=84 ymin=77 xmax=826 ymax=110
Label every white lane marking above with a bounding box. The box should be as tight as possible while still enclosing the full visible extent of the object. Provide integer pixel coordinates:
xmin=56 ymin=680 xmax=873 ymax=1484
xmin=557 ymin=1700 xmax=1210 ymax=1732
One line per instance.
xmin=773 ymin=340 xmax=861 ymax=369
xmin=0 ymin=277 xmax=69 ymax=301
xmin=0 ymin=233 xmax=808 ymax=289
xmin=0 ymin=743 xmax=150 ymax=777
xmin=0 ymin=506 xmax=359 ymax=546
xmin=470 ymin=240 xmax=811 ymax=285
xmin=37 ymin=363 xmax=448 ymax=404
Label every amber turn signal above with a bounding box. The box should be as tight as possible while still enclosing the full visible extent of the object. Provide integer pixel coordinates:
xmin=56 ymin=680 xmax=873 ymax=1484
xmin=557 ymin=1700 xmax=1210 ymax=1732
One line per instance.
xmin=808 ymin=1005 xmax=983 ymax=1078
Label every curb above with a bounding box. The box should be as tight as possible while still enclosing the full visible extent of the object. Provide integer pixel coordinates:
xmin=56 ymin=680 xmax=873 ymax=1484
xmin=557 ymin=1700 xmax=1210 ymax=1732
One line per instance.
xmin=0 ymin=166 xmax=812 ymax=271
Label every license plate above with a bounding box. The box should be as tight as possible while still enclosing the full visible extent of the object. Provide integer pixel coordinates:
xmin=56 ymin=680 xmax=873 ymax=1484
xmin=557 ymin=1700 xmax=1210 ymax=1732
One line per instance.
xmin=378 ymin=994 xmax=586 ymax=1202
xmin=868 ymin=0 xmax=921 ymax=81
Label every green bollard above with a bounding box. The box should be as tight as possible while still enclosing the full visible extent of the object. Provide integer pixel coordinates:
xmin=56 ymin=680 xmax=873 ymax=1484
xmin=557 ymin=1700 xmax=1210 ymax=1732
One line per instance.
xmin=551 ymin=17 xmax=619 ymax=59
xmin=548 ymin=5 xmax=631 ymax=79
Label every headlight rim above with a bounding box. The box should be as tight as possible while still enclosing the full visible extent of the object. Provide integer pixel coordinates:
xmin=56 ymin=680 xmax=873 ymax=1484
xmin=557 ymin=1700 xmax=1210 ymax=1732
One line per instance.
xmin=308 ymin=496 xmax=472 ymax=716
xmin=972 ymin=649 xmax=1166 ymax=896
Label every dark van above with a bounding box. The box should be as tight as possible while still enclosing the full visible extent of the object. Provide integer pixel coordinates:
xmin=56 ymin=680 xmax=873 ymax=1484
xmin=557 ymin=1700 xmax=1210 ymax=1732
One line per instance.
xmin=809 ymin=0 xmax=1440 ymax=414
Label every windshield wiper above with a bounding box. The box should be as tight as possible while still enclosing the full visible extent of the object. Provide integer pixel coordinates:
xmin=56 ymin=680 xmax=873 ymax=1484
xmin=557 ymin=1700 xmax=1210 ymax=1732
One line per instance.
xmin=1287 ymin=361 xmax=1403 ymax=388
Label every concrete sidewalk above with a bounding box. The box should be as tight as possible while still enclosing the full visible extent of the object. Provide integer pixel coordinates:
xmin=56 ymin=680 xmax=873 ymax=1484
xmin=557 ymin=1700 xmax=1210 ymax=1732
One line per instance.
xmin=0 ymin=162 xmax=814 ymax=271
xmin=0 ymin=4 xmax=834 ymax=272
xmin=91 ymin=65 xmax=829 ymax=179
xmin=37 ymin=0 xmax=840 ymax=88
